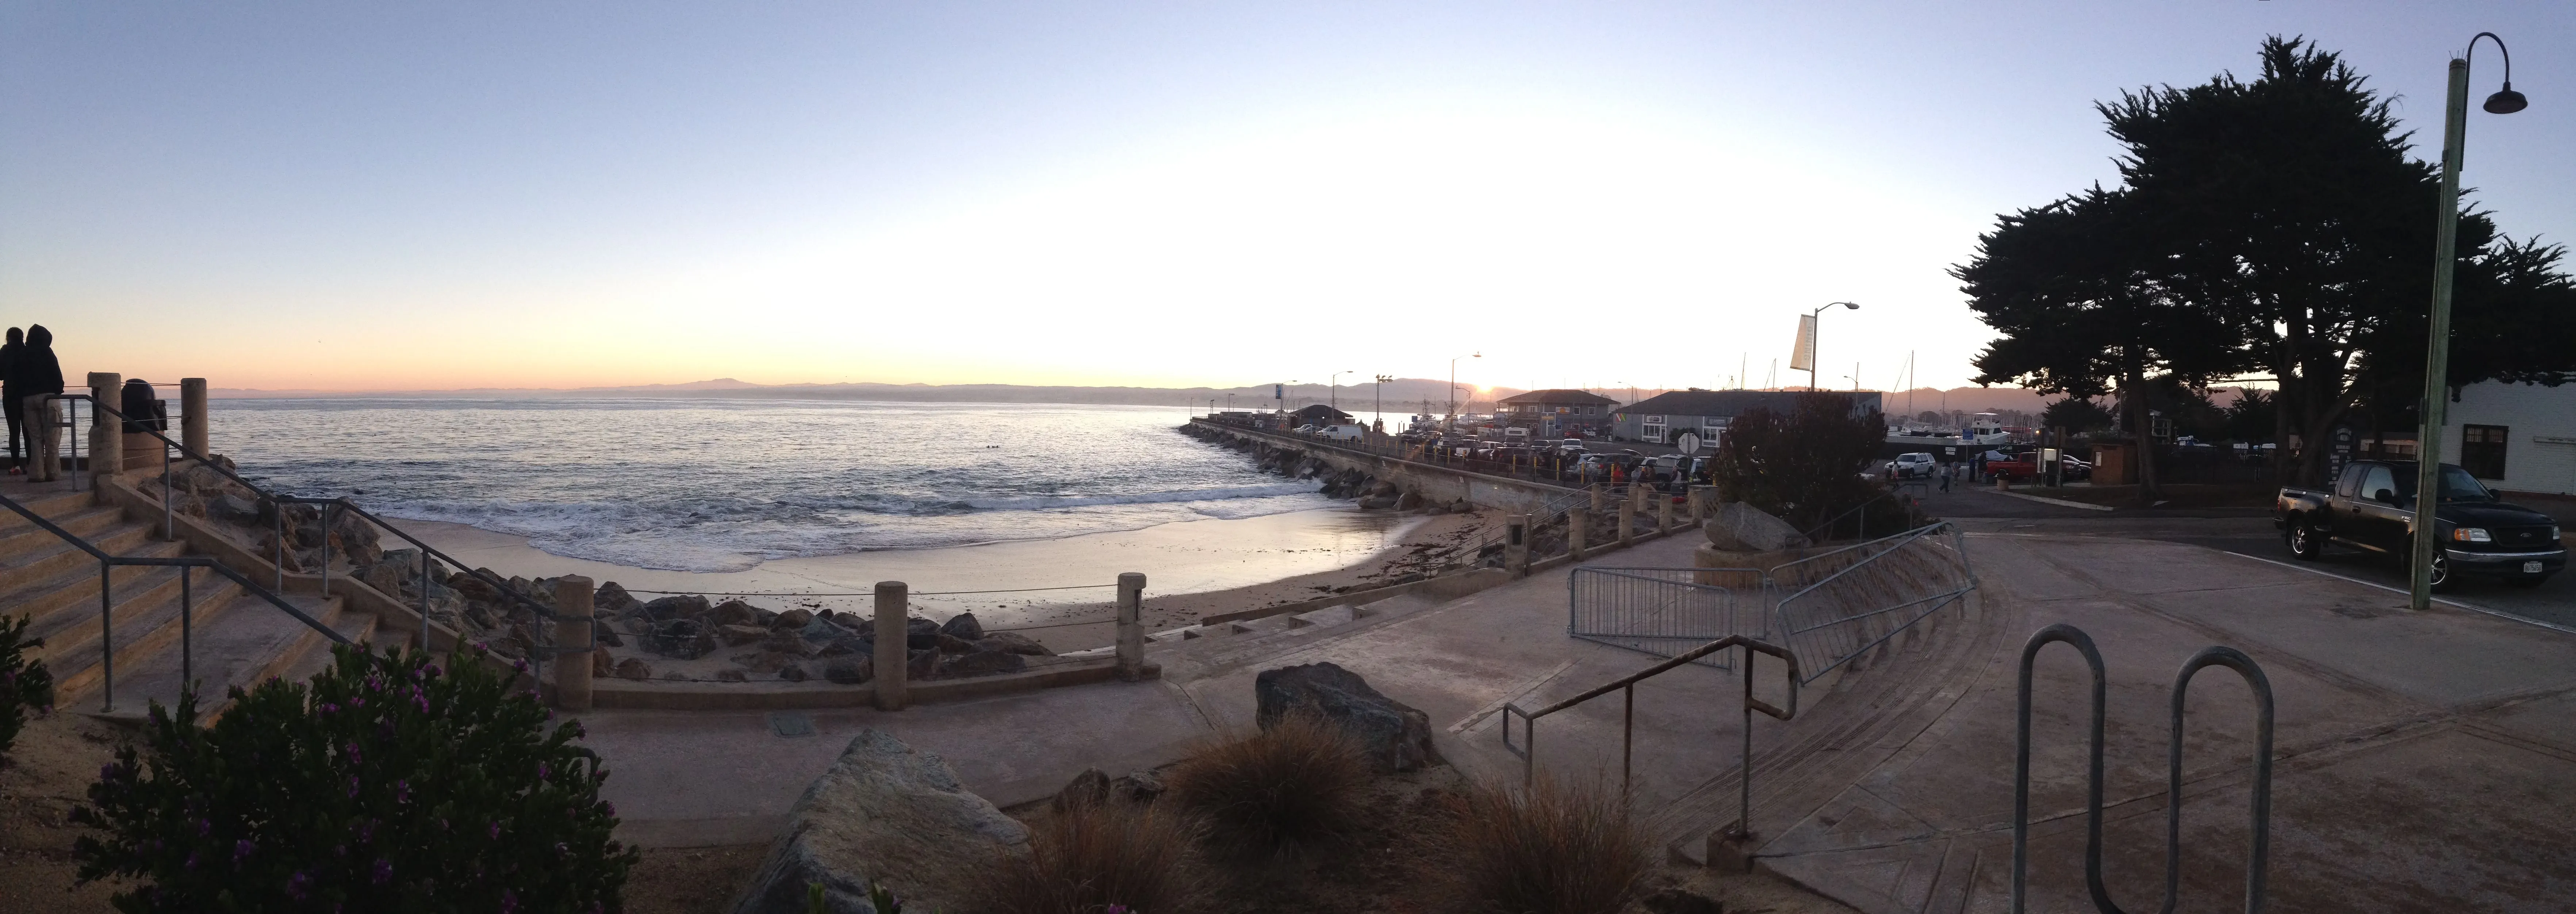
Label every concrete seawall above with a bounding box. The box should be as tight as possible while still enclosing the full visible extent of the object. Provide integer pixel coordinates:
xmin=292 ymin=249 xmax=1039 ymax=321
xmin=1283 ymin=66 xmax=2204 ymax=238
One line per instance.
xmin=1182 ymin=420 xmax=1580 ymax=515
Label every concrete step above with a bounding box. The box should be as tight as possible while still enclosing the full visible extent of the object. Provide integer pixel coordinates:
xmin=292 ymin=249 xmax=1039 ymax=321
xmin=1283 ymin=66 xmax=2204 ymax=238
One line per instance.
xmin=0 ymin=488 xmax=97 ymax=531
xmin=1289 ymin=604 xmax=1356 ymax=628
xmin=269 ymin=608 xmax=383 ymax=691
xmin=11 ymin=538 xmax=196 ymax=649
xmin=43 ymin=568 xmax=248 ymax=703
xmin=0 ymin=506 xmax=126 ymax=562
xmin=96 ymin=594 xmax=354 ymax=722
xmin=0 ymin=521 xmax=159 ymax=595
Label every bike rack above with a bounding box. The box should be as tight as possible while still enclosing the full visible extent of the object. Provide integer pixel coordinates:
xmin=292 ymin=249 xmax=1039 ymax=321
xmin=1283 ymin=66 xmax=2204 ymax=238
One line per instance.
xmin=2013 ymin=623 xmax=2275 ymax=914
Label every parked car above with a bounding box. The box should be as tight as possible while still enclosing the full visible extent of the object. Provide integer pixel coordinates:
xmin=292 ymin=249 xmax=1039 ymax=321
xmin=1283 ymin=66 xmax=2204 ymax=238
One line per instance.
xmin=1315 ymin=424 xmax=1365 ymax=441
xmin=1888 ymin=452 xmax=1936 ymax=480
xmin=2059 ymin=455 xmax=2092 ymax=481
xmin=2275 ymin=460 xmax=2564 ymax=590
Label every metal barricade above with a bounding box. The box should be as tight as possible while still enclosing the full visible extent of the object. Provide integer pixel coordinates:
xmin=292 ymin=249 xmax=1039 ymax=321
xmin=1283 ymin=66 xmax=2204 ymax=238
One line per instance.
xmin=2012 ymin=623 xmax=2274 ymax=914
xmin=1569 ymin=567 xmax=1767 ymax=671
xmin=1770 ymin=522 xmax=1977 ymax=684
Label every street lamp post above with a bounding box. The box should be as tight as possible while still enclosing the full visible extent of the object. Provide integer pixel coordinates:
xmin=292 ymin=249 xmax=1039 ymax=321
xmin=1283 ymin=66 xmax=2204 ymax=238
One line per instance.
xmin=1805 ymin=302 xmax=1860 ymax=391
xmin=1449 ymin=352 xmax=1480 ymax=425
xmin=1330 ymin=370 xmax=1353 ymax=414
xmin=2410 ymin=32 xmax=2527 ymax=612
xmin=1373 ymin=374 xmax=1394 ymax=433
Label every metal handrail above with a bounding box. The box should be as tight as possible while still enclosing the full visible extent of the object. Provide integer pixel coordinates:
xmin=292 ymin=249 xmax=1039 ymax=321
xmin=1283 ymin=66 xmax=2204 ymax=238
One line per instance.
xmin=2012 ymin=624 xmax=2274 ymax=914
xmin=0 ymin=489 xmax=347 ymax=713
xmin=1500 ymin=634 xmax=1798 ymax=838
xmin=74 ymin=396 xmax=582 ymax=685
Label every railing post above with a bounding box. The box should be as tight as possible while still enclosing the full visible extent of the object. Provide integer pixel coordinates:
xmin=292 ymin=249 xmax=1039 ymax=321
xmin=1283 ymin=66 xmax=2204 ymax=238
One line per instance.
xmin=88 ymin=373 xmax=123 ymax=477
xmin=1569 ymin=508 xmax=1589 ymax=560
xmin=1590 ymin=483 xmax=1603 ymax=512
xmin=1505 ymin=514 xmax=1530 ymax=575
xmin=99 ymin=559 xmax=114 ymax=713
xmin=873 ymin=581 xmax=909 ymax=711
xmin=1657 ymin=491 xmax=1675 ymax=534
xmin=1688 ymin=485 xmax=1711 ymax=525
xmin=553 ymin=575 xmax=594 ymax=712
xmin=181 ymin=378 xmax=210 ymax=460
xmin=319 ymin=502 xmax=333 ymax=598
xmin=1116 ymin=572 xmax=1147 ymax=680
xmin=418 ymin=549 xmax=434 ymax=652
xmin=180 ymin=564 xmax=193 ymax=690
xmin=1618 ymin=496 xmax=1635 ymax=549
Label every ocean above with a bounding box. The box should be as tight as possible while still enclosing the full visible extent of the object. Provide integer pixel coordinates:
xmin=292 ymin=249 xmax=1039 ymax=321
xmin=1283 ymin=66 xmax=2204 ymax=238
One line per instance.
xmin=207 ymin=398 xmax=1330 ymax=573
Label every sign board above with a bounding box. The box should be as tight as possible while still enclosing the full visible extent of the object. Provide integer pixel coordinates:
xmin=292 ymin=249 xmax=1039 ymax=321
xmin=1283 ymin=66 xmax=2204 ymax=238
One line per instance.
xmin=2328 ymin=425 xmax=2358 ymax=479
xmin=1789 ymin=314 xmax=1817 ymax=372
xmin=1274 ymin=384 xmax=1284 ymax=399
xmin=1676 ymin=432 xmax=1702 ymax=454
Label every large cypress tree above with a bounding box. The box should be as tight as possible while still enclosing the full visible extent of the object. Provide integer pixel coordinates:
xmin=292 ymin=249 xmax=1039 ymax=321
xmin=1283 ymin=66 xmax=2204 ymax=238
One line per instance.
xmin=1960 ymin=36 xmax=2576 ymax=488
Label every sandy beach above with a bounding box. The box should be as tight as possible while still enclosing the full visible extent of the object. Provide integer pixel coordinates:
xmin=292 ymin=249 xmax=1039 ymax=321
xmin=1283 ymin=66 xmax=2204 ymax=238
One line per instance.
xmin=404 ymin=506 xmax=1496 ymax=652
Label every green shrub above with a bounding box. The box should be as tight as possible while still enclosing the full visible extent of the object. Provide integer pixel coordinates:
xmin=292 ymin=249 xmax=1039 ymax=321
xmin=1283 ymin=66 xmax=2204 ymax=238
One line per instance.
xmin=73 ymin=643 xmax=639 ymax=912
xmin=1712 ymin=392 xmax=1918 ymax=535
xmin=0 ymin=614 xmax=55 ymax=757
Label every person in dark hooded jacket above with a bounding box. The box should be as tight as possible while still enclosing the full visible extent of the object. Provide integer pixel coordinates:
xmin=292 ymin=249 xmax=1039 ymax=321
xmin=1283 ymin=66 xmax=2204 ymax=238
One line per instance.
xmin=14 ymin=325 xmax=65 ymax=480
xmin=0 ymin=328 xmax=22 ymax=473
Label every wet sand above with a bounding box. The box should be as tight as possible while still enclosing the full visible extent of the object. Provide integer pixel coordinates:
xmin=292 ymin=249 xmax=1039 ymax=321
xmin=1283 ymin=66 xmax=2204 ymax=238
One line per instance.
xmin=403 ymin=507 xmax=1496 ymax=652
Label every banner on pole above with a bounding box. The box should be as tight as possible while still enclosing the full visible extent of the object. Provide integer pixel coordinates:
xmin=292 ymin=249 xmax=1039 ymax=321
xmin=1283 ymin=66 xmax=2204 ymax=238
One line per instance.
xmin=1789 ymin=314 xmax=1817 ymax=372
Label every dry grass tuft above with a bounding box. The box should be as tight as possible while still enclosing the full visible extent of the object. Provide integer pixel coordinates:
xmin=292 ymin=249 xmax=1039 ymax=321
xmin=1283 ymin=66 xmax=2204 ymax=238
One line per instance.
xmin=1426 ymin=776 xmax=1654 ymax=914
xmin=983 ymin=798 xmax=1205 ymax=914
xmin=1162 ymin=712 xmax=1373 ymax=862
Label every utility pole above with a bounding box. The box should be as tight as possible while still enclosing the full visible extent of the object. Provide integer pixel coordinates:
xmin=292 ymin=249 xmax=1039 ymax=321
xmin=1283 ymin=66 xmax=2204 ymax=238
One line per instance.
xmin=1373 ymin=374 xmax=1393 ymax=433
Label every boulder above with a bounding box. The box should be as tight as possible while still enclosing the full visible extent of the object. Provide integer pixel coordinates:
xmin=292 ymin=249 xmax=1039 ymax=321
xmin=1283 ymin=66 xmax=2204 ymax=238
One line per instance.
xmin=646 ymin=619 xmax=715 ymax=659
xmin=940 ymin=650 xmax=1026 ymax=679
xmin=1051 ymin=768 xmax=1111 ymax=811
xmin=614 ymin=658 xmax=653 ymax=680
xmin=774 ymin=608 xmax=814 ymax=630
xmin=737 ymin=651 xmax=794 ymax=676
xmin=973 ymin=632 xmax=1053 ymax=657
xmin=591 ymin=648 xmax=615 ymax=677
xmin=641 ymin=595 xmax=712 ymax=622
xmin=938 ymin=613 xmax=984 ymax=641
xmin=778 ymin=664 xmax=810 ymax=682
xmin=905 ymin=618 xmax=940 ymax=651
xmin=800 ymin=617 xmax=851 ymax=643
xmin=1253 ymin=662 xmax=1442 ymax=773
xmin=814 ymin=637 xmax=861 ymax=658
xmin=595 ymin=581 xmax=641 ymax=615
xmin=934 ymin=633 xmax=977 ymax=654
xmin=358 ymin=562 xmax=406 ymax=598
xmin=906 ymin=649 xmax=939 ymax=681
xmin=211 ymin=493 xmax=262 ymax=525
xmin=715 ymin=669 xmax=749 ymax=683
xmin=718 ymin=624 xmax=771 ymax=646
xmin=1703 ymin=502 xmax=1811 ymax=552
xmin=727 ymin=730 xmax=1028 ymax=914
xmin=710 ymin=599 xmax=762 ymax=627
xmin=1110 ymin=769 xmax=1165 ymax=803
xmin=763 ymin=632 xmax=821 ymax=658
xmin=824 ymin=658 xmax=873 ymax=685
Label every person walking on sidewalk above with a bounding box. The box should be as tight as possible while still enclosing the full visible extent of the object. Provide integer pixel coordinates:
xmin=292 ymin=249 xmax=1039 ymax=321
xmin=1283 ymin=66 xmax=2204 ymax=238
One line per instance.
xmin=0 ymin=328 xmax=23 ymax=475
xmin=1937 ymin=461 xmax=1953 ymax=494
xmin=14 ymin=325 xmax=65 ymax=481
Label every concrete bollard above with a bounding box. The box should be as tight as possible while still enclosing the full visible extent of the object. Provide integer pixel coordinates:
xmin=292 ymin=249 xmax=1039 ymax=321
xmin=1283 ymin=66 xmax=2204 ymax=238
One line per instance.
xmin=1115 ymin=572 xmax=1146 ymax=680
xmin=1568 ymin=508 xmax=1589 ymax=560
xmin=874 ymin=581 xmax=909 ymax=711
xmin=88 ymin=373 xmax=123 ymax=477
xmin=181 ymin=378 xmax=209 ymax=460
xmin=1618 ymin=498 xmax=1635 ymax=548
xmin=1658 ymin=494 xmax=1674 ymax=534
xmin=1505 ymin=514 xmax=1530 ymax=574
xmin=552 ymin=575 xmax=595 ymax=712
xmin=1688 ymin=486 xmax=1711 ymax=525
xmin=1590 ymin=484 xmax=1604 ymax=512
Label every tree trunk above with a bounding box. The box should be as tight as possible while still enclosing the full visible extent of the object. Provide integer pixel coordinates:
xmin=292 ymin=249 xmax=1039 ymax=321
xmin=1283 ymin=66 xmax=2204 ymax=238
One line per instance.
xmin=2126 ymin=367 xmax=2161 ymax=504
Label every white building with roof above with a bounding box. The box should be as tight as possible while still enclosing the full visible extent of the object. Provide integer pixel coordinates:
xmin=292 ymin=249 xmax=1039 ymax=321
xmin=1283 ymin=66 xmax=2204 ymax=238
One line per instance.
xmin=2439 ymin=379 xmax=2576 ymax=499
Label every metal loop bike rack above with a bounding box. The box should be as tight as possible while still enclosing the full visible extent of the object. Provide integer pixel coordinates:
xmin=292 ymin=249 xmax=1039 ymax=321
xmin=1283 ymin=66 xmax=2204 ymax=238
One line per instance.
xmin=2012 ymin=623 xmax=2274 ymax=914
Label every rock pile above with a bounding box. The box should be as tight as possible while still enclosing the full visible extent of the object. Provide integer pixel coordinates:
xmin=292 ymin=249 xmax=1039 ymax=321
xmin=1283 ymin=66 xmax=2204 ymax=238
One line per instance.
xmin=729 ymin=730 xmax=1028 ymax=914
xmin=598 ymin=602 xmax=1056 ymax=684
xmin=1253 ymin=661 xmax=1442 ymax=772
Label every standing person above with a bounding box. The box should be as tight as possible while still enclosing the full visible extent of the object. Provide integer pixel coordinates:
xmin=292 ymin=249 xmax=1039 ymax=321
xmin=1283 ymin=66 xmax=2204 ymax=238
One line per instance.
xmin=1971 ymin=450 xmax=1987 ymax=484
xmin=0 ymin=328 xmax=22 ymax=475
xmin=17 ymin=325 xmax=64 ymax=482
xmin=1938 ymin=461 xmax=1953 ymax=494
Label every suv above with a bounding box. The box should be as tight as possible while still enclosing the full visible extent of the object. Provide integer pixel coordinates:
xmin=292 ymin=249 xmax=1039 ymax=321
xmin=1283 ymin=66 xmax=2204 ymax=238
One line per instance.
xmin=1889 ymin=453 xmax=1936 ymax=480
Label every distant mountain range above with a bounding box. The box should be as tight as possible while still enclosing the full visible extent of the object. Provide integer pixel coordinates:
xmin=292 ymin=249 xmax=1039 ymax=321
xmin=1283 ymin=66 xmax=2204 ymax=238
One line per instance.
xmin=208 ymin=378 xmax=2083 ymax=412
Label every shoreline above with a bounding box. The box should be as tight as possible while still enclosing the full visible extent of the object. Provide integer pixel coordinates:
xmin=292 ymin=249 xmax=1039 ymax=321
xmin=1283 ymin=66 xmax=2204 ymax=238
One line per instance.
xmin=400 ymin=507 xmax=1496 ymax=652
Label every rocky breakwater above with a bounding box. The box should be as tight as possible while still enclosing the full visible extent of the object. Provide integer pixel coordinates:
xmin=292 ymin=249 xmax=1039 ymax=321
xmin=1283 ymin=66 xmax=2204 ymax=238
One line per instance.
xmin=592 ymin=592 xmax=1057 ymax=685
xmin=1177 ymin=422 xmax=1475 ymax=514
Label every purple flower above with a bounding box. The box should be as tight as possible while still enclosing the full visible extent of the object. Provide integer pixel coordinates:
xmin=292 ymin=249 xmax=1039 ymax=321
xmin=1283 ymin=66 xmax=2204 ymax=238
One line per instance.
xmin=346 ymin=742 xmax=362 ymax=765
xmin=184 ymin=852 xmax=199 ymax=871
xmin=99 ymin=763 xmax=116 ymax=780
xmin=233 ymin=839 xmax=256 ymax=863
xmin=372 ymin=859 xmax=394 ymax=885
xmin=395 ymin=780 xmax=410 ymax=804
xmin=536 ymin=763 xmax=550 ymax=780
xmin=196 ymin=818 xmax=210 ymax=837
xmin=348 ymin=775 xmax=361 ymax=798
xmin=322 ymin=702 xmax=339 ymax=714
xmin=602 ymin=802 xmax=616 ymax=818
xmin=286 ymin=871 xmax=311 ymax=900
xmin=501 ymin=890 xmax=520 ymax=914
xmin=490 ymin=822 xmax=501 ymax=840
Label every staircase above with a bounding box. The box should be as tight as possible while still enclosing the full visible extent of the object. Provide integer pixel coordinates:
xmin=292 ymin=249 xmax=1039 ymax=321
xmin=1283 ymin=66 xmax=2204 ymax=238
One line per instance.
xmin=0 ymin=481 xmax=374 ymax=720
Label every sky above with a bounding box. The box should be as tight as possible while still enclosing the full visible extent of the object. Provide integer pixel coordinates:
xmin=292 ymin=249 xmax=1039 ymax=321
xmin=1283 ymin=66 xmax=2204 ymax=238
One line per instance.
xmin=4 ymin=1 xmax=2569 ymax=395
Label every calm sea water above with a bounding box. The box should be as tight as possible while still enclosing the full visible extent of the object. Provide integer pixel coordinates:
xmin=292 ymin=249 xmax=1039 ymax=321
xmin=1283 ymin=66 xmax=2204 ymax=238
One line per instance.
xmin=208 ymin=399 xmax=1321 ymax=572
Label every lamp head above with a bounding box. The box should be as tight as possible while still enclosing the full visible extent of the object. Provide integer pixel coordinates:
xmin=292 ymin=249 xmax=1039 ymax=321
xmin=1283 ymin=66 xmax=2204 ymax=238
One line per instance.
xmin=2484 ymin=82 xmax=2528 ymax=114
xmin=1842 ymin=302 xmax=1860 ymax=310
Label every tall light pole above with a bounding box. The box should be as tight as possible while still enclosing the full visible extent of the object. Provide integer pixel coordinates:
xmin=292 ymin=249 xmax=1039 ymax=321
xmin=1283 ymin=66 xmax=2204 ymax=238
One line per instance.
xmin=1803 ymin=302 xmax=1860 ymax=391
xmin=2410 ymin=32 xmax=2527 ymax=612
xmin=1449 ymin=352 xmax=1480 ymax=423
xmin=1373 ymin=374 xmax=1394 ymax=432
xmin=1329 ymin=370 xmax=1353 ymax=414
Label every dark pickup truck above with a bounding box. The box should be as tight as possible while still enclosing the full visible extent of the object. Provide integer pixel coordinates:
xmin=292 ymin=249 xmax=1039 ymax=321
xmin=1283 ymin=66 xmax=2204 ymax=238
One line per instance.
xmin=2277 ymin=460 xmax=2564 ymax=590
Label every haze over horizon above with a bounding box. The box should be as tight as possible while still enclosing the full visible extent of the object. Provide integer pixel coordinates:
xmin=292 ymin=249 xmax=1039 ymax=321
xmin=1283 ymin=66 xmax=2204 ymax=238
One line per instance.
xmin=5 ymin=2 xmax=2568 ymax=394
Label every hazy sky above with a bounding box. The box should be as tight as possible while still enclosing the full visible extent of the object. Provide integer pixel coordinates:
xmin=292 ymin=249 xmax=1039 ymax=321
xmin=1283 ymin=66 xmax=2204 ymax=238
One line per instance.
xmin=5 ymin=1 xmax=2569 ymax=393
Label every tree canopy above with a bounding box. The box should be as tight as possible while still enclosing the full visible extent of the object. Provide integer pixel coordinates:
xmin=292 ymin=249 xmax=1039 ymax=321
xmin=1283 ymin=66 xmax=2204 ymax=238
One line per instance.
xmin=1958 ymin=37 xmax=2576 ymax=490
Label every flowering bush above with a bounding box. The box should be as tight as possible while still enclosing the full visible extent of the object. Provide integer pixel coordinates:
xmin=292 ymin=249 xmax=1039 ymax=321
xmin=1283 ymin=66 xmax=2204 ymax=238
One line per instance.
xmin=73 ymin=643 xmax=639 ymax=912
xmin=0 ymin=614 xmax=55 ymax=757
